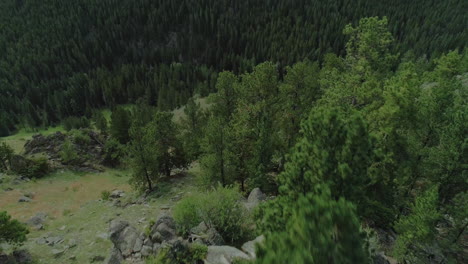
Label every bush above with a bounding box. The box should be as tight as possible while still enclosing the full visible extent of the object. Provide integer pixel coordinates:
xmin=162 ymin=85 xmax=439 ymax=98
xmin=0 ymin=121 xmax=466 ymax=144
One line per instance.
xmin=69 ymin=129 xmax=91 ymax=145
xmin=145 ymin=243 xmax=207 ymax=264
xmin=0 ymin=141 xmax=13 ymax=172
xmin=60 ymin=139 xmax=79 ymax=164
xmin=23 ymin=157 xmax=49 ymax=178
xmin=103 ymin=138 xmax=125 ymax=167
xmin=101 ymin=190 xmax=111 ymax=201
xmin=173 ymin=186 xmax=252 ymax=244
xmin=10 ymin=155 xmax=49 ymax=178
xmin=63 ymin=116 xmax=90 ymax=131
xmin=0 ymin=211 xmax=29 ymax=245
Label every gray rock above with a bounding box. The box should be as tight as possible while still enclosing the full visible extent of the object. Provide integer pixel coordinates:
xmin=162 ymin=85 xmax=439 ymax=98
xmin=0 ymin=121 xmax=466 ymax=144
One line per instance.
xmin=18 ymin=196 xmax=32 ymax=202
xmin=110 ymin=190 xmax=125 ymax=199
xmin=152 ymin=243 xmax=162 ymax=255
xmin=191 ymin=221 xmax=208 ymax=235
xmin=143 ymin=238 xmax=153 ymax=247
xmin=69 ymin=255 xmax=76 ymax=261
xmin=68 ymin=239 xmax=77 ymax=248
xmin=52 ymin=248 xmax=65 ymax=258
xmin=46 ymin=236 xmax=64 ymax=246
xmin=13 ymin=249 xmax=32 ymax=264
xmin=241 ymin=235 xmax=265 ymax=258
xmin=247 ymin=188 xmax=266 ymax=204
xmin=133 ymin=237 xmax=144 ymax=252
xmin=141 ymin=245 xmax=152 ymax=257
xmin=205 ymin=246 xmax=251 ymax=264
xmin=26 ymin=212 xmax=47 ymax=230
xmin=154 ymin=215 xmax=176 ymax=230
xmin=109 ymin=220 xmax=129 ymax=241
xmin=108 ymin=220 xmax=139 ymax=257
xmin=206 ymin=228 xmax=225 ymax=246
xmin=105 ymin=247 xmax=123 ymax=264
xmin=36 ymin=237 xmax=47 ymax=245
xmin=23 ymin=192 xmax=34 ymax=198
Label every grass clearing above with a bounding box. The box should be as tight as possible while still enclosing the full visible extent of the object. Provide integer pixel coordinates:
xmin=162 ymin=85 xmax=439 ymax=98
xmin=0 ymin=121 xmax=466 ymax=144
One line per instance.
xmin=0 ymin=164 xmax=200 ymax=263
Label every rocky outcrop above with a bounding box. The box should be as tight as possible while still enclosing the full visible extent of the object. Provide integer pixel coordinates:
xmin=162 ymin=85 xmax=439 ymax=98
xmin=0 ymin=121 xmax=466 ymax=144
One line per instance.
xmin=106 ymin=214 xmax=266 ymax=264
xmin=23 ymin=130 xmax=106 ymax=171
xmin=107 ymin=215 xmax=178 ymax=262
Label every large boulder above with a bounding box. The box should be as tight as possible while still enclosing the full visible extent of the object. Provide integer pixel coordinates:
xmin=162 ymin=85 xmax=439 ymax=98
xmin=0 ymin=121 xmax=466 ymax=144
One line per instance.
xmin=150 ymin=215 xmax=177 ymax=243
xmin=205 ymin=246 xmax=251 ymax=264
xmin=105 ymin=247 xmax=123 ymax=264
xmin=108 ymin=220 xmax=140 ymax=257
xmin=241 ymin=235 xmax=265 ymax=258
xmin=245 ymin=188 xmax=266 ymax=210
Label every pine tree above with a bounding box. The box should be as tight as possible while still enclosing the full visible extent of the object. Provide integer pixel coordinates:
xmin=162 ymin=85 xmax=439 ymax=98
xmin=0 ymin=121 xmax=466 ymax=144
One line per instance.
xmin=0 ymin=211 xmax=29 ymax=245
xmin=256 ymin=187 xmax=368 ymax=264
xmin=129 ymin=111 xmax=187 ymax=192
xmin=110 ymin=107 xmax=132 ymax=144
xmin=393 ymin=186 xmax=440 ymax=263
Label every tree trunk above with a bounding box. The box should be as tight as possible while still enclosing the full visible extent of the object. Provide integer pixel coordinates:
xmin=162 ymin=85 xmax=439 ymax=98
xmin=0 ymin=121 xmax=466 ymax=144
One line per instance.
xmin=145 ymin=169 xmax=153 ymax=191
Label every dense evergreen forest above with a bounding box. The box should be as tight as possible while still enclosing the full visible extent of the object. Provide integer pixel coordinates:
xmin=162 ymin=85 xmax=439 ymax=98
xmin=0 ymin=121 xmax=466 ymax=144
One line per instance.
xmin=0 ymin=0 xmax=467 ymax=135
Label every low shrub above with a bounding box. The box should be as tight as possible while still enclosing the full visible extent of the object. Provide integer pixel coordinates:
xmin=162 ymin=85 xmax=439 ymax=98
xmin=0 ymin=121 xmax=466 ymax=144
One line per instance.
xmin=70 ymin=129 xmax=91 ymax=145
xmin=101 ymin=190 xmax=111 ymax=201
xmin=103 ymin=138 xmax=125 ymax=167
xmin=10 ymin=156 xmax=49 ymax=178
xmin=60 ymin=139 xmax=79 ymax=164
xmin=145 ymin=243 xmax=207 ymax=264
xmin=24 ymin=157 xmax=49 ymax=178
xmin=173 ymin=185 xmax=252 ymax=244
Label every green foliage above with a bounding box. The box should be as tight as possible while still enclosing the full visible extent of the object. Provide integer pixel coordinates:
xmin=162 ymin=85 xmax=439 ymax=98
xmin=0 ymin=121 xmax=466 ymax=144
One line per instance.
xmin=129 ymin=111 xmax=187 ymax=191
xmin=60 ymin=139 xmax=79 ymax=164
xmin=93 ymin=111 xmax=108 ymax=133
xmin=278 ymin=107 xmax=381 ymax=219
xmin=23 ymin=157 xmax=49 ymax=178
xmin=393 ymin=186 xmax=440 ymax=263
xmin=173 ymin=186 xmax=252 ymax=244
xmin=256 ymin=188 xmax=369 ymax=264
xmin=180 ymin=97 xmax=206 ymax=161
xmin=110 ymin=107 xmax=132 ymax=144
xmin=0 ymin=141 xmax=14 ymax=171
xmin=69 ymin=129 xmax=91 ymax=145
xmin=101 ymin=190 xmax=111 ymax=201
xmin=103 ymin=138 xmax=125 ymax=167
xmin=0 ymin=211 xmax=29 ymax=245
xmin=146 ymin=243 xmax=207 ymax=264
xmin=173 ymin=198 xmax=200 ymax=237
xmin=63 ymin=116 xmax=90 ymax=131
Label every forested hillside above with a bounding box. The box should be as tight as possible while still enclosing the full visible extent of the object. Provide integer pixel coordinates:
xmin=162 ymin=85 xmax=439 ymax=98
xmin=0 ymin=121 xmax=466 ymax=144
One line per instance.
xmin=0 ymin=0 xmax=466 ymax=135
